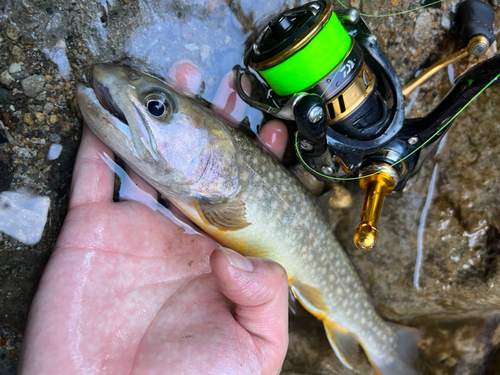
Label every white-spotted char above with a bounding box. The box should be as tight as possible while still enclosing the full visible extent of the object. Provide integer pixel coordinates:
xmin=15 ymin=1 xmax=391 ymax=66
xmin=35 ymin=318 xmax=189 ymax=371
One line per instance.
xmin=76 ymin=64 xmax=420 ymax=374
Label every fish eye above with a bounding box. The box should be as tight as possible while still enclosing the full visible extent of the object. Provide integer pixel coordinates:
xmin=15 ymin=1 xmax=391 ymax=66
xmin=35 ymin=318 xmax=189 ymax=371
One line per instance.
xmin=145 ymin=94 xmax=170 ymax=119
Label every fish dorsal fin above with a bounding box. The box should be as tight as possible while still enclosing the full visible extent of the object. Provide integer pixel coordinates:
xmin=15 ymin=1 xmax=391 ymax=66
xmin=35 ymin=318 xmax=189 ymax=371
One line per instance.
xmin=289 ymin=278 xmax=329 ymax=315
xmin=194 ymin=198 xmax=251 ymax=230
xmin=323 ymin=321 xmax=359 ymax=370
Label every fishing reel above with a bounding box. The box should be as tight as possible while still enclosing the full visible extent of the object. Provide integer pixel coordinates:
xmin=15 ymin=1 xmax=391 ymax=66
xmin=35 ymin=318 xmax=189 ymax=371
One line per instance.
xmin=234 ymin=0 xmax=499 ymax=251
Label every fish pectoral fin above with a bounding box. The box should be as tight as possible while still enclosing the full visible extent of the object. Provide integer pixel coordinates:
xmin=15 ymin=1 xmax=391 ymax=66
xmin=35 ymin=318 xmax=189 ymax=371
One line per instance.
xmin=194 ymin=198 xmax=251 ymax=230
xmin=289 ymin=279 xmax=329 ymax=315
xmin=324 ymin=321 xmax=359 ymax=370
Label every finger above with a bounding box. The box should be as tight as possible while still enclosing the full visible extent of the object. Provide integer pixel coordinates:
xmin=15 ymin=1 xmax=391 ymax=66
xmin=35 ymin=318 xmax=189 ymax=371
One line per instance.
xmin=256 ymin=120 xmax=288 ymax=160
xmin=167 ymin=60 xmax=203 ymax=96
xmin=210 ymin=247 xmax=289 ymax=351
xmin=69 ymin=123 xmax=115 ymax=208
xmin=211 ymin=70 xmax=251 ymax=124
xmin=123 ymin=165 xmax=158 ymax=201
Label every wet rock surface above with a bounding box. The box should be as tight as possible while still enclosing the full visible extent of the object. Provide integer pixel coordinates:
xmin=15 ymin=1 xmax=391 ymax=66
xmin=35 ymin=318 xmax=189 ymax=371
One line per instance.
xmin=0 ymin=0 xmax=499 ymax=374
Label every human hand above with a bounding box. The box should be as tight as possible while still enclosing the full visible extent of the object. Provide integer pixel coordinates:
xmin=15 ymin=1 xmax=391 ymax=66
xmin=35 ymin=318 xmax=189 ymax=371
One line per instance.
xmin=19 ymin=62 xmax=290 ymax=374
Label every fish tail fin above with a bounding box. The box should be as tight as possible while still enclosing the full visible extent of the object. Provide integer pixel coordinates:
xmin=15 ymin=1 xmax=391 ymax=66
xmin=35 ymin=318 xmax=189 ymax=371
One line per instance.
xmin=367 ymin=324 xmax=422 ymax=375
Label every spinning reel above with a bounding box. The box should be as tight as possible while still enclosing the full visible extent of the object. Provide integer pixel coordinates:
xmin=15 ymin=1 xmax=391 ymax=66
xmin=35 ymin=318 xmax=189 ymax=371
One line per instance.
xmin=234 ymin=0 xmax=499 ymax=251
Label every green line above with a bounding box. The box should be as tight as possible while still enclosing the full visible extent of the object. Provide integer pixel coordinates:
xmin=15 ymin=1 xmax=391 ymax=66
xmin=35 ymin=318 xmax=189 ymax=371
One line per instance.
xmin=295 ymin=72 xmax=500 ymax=181
xmin=336 ymin=0 xmax=446 ymax=17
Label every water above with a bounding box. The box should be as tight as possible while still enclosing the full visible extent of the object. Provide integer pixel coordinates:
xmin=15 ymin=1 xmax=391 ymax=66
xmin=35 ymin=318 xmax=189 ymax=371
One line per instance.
xmin=1 ymin=1 xmax=500 ymax=374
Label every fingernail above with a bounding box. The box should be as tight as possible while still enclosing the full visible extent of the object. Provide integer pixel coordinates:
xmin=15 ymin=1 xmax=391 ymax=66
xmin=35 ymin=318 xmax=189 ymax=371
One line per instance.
xmin=219 ymin=246 xmax=254 ymax=272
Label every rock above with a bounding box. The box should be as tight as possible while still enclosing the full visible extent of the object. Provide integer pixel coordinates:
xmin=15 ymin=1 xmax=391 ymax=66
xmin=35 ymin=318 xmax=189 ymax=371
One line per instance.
xmin=21 ymin=75 xmax=46 ymax=98
xmin=441 ymin=15 xmax=451 ymax=31
xmin=6 ymin=24 xmax=19 ymax=41
xmin=0 ymin=89 xmax=15 ymax=105
xmin=47 ymin=133 xmax=61 ymax=143
xmin=289 ymin=163 xmax=324 ymax=196
xmin=15 ymin=147 xmax=34 ymax=159
xmin=321 ymin=184 xmax=352 ymax=209
xmin=47 ymin=143 xmax=63 ymax=160
xmin=43 ymin=103 xmax=54 ymax=114
xmin=49 ymin=114 xmax=57 ymax=124
xmin=34 ymin=112 xmax=45 ymax=123
xmin=350 ymin=0 xmax=361 ymax=9
xmin=11 ymin=46 xmax=25 ymax=62
xmin=35 ymin=93 xmax=47 ymax=101
xmin=11 ymin=70 xmax=29 ymax=80
xmin=23 ymin=113 xmax=34 ymax=126
xmin=0 ymin=71 xmax=14 ymax=86
xmin=414 ymin=12 xmax=433 ymax=43
xmin=8 ymin=63 xmax=21 ymax=74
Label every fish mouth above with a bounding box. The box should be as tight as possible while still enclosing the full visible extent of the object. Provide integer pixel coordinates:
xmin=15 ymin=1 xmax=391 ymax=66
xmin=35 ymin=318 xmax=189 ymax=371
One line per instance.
xmin=91 ymin=64 xmax=161 ymax=162
xmin=93 ymin=78 xmax=128 ymax=126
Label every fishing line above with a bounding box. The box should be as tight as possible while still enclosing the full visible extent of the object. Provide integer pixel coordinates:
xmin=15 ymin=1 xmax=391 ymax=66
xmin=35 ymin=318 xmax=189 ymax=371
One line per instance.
xmin=295 ymin=72 xmax=500 ymax=181
xmin=336 ymin=0 xmax=446 ymax=17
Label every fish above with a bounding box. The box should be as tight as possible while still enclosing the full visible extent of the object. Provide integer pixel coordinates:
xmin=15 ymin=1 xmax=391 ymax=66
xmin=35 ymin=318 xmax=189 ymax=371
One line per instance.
xmin=76 ymin=64 xmax=420 ymax=375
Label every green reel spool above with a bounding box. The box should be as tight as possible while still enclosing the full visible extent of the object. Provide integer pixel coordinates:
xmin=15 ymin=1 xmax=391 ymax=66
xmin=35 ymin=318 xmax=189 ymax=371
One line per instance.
xmin=249 ymin=1 xmax=352 ymax=97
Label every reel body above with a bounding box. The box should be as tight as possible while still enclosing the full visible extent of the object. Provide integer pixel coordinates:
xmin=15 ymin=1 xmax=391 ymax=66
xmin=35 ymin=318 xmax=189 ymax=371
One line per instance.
xmin=234 ymin=0 xmax=499 ymax=251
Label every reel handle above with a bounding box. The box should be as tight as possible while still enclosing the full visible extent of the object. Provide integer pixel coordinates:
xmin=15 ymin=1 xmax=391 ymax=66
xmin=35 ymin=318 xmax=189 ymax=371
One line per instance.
xmin=457 ymin=0 xmax=496 ymax=46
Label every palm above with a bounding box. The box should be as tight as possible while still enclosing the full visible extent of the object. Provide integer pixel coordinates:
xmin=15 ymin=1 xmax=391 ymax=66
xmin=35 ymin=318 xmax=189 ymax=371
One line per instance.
xmin=20 ymin=126 xmax=288 ymax=375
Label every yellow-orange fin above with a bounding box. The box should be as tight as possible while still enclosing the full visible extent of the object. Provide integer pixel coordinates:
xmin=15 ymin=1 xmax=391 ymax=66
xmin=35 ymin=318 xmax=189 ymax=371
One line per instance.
xmin=323 ymin=321 xmax=359 ymax=370
xmin=194 ymin=198 xmax=251 ymax=230
xmin=290 ymin=279 xmax=329 ymax=315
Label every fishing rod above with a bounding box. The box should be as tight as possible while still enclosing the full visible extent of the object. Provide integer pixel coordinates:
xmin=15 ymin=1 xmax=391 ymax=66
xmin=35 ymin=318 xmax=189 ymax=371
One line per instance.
xmin=233 ymin=0 xmax=499 ymax=252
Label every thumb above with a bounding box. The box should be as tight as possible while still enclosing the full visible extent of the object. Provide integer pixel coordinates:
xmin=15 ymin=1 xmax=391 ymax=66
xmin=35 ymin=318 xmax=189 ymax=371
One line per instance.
xmin=210 ymin=246 xmax=289 ymax=350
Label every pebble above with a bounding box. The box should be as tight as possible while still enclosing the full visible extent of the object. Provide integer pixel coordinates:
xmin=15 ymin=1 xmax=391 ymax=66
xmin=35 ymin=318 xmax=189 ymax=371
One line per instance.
xmin=47 ymin=143 xmax=63 ymax=160
xmin=8 ymin=63 xmax=21 ymax=74
xmin=350 ymin=0 xmax=360 ymax=9
xmin=21 ymin=75 xmax=46 ymax=98
xmin=414 ymin=12 xmax=433 ymax=43
xmin=0 ymin=71 xmax=13 ymax=85
xmin=34 ymin=112 xmax=45 ymax=123
xmin=11 ymin=46 xmax=26 ymax=62
xmin=47 ymin=133 xmax=61 ymax=143
xmin=16 ymin=147 xmax=34 ymax=159
xmin=6 ymin=24 xmax=20 ymax=41
xmin=0 ymin=88 xmax=14 ymax=104
xmin=441 ymin=15 xmax=451 ymax=31
xmin=43 ymin=103 xmax=54 ymax=114
xmin=12 ymin=70 xmax=29 ymax=80
xmin=23 ymin=113 xmax=34 ymax=126
xmin=49 ymin=115 xmax=58 ymax=124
